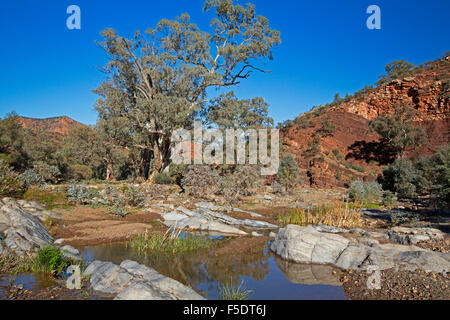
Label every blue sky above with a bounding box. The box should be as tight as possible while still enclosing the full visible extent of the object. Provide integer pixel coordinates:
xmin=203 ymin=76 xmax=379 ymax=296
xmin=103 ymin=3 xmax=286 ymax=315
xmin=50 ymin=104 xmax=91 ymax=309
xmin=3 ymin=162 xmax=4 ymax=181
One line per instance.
xmin=0 ymin=0 xmax=449 ymax=125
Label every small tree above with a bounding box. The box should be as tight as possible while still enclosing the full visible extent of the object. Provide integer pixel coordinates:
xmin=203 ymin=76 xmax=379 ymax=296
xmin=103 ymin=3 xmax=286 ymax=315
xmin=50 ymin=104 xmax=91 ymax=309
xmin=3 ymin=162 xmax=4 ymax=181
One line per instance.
xmin=379 ymin=158 xmax=418 ymax=199
xmin=277 ymin=154 xmax=301 ymax=192
xmin=377 ymin=60 xmax=415 ymax=85
xmin=368 ymin=106 xmax=428 ymax=158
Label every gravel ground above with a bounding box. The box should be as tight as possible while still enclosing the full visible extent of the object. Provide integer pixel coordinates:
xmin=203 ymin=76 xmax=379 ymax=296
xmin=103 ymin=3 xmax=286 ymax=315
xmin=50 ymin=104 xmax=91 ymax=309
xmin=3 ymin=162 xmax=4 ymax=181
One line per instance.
xmin=340 ymin=269 xmax=450 ymax=300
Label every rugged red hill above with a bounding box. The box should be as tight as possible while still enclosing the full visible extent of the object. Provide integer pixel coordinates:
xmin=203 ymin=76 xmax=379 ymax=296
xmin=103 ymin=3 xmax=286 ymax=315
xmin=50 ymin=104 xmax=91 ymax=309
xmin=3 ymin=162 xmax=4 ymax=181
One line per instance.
xmin=282 ymin=55 xmax=449 ymax=188
xmin=16 ymin=116 xmax=83 ymax=136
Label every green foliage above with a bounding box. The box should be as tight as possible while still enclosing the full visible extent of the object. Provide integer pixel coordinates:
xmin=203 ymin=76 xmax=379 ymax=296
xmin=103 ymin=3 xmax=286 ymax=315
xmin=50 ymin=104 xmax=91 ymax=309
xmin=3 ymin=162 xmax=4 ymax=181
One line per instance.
xmin=348 ymin=180 xmax=382 ymax=204
xmin=130 ymin=230 xmax=213 ymax=255
xmin=219 ymin=281 xmax=253 ymax=300
xmin=33 ymin=246 xmax=69 ymax=274
xmin=94 ymin=0 xmax=281 ymax=179
xmin=205 ymin=91 xmax=273 ymax=129
xmin=23 ymin=188 xmax=68 ymax=207
xmin=124 ymin=184 xmax=145 ymax=207
xmin=390 ymin=211 xmax=420 ymax=226
xmin=316 ymin=118 xmax=336 ymax=138
xmin=22 ymin=169 xmax=45 ymax=187
xmin=153 ymin=172 xmax=173 ymax=185
xmin=0 ymin=160 xmax=24 ymax=197
xmin=377 ymin=60 xmax=415 ymax=85
xmin=303 ymin=136 xmax=321 ymax=158
xmin=379 ymin=158 xmax=418 ymax=199
xmin=368 ymin=106 xmax=428 ymax=157
xmin=382 ymin=190 xmax=397 ymax=206
xmin=67 ymin=183 xmax=93 ymax=204
xmin=67 ymin=164 xmax=93 ymax=181
xmin=343 ymin=162 xmax=365 ymax=173
xmin=33 ymin=161 xmax=61 ymax=183
xmin=276 ymin=154 xmax=300 ymax=192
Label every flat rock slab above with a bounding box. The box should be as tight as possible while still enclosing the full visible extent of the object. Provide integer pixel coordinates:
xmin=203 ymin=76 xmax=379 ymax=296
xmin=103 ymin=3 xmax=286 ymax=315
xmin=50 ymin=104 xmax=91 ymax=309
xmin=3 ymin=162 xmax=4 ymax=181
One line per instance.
xmin=168 ymin=215 xmax=247 ymax=236
xmin=84 ymin=260 xmax=205 ymax=300
xmin=271 ymin=224 xmax=450 ymax=273
xmin=270 ymin=225 xmax=349 ymax=264
xmin=196 ymin=207 xmax=277 ymax=229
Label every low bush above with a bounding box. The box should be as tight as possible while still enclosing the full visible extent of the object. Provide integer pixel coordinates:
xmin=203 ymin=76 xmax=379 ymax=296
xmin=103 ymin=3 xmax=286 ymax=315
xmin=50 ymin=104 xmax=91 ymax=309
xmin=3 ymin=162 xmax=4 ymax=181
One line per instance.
xmin=33 ymin=161 xmax=61 ymax=183
xmin=67 ymin=183 xmax=93 ymax=204
xmin=124 ymin=184 xmax=145 ymax=207
xmin=181 ymin=165 xmax=219 ymax=198
xmin=153 ymin=172 xmax=173 ymax=185
xmin=0 ymin=160 xmax=24 ymax=197
xmin=344 ymin=162 xmax=365 ymax=173
xmin=22 ymin=168 xmax=45 ymax=187
xmin=67 ymin=164 xmax=93 ymax=181
xmin=348 ymin=180 xmax=382 ymax=204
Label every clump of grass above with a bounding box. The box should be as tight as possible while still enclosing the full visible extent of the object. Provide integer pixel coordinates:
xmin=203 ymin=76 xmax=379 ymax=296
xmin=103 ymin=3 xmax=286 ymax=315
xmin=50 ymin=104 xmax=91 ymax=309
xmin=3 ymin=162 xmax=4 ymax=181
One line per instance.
xmin=31 ymin=246 xmax=70 ymax=274
xmin=1 ymin=247 xmax=81 ymax=276
xmin=278 ymin=199 xmax=362 ymax=229
xmin=0 ymin=254 xmax=35 ymax=275
xmin=23 ymin=188 xmax=68 ymax=209
xmin=130 ymin=229 xmax=213 ymax=255
xmin=219 ymin=280 xmax=253 ymax=300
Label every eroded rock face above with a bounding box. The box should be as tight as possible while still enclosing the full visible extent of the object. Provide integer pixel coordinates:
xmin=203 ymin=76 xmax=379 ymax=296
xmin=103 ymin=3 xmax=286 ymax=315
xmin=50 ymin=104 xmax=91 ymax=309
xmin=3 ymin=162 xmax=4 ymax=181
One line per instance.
xmin=84 ymin=260 xmax=205 ymax=300
xmin=271 ymin=225 xmax=450 ymax=273
xmin=0 ymin=198 xmax=54 ymax=256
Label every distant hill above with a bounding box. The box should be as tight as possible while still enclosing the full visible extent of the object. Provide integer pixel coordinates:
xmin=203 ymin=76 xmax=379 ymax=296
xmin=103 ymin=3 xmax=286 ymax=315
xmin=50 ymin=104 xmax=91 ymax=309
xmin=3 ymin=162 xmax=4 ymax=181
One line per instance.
xmin=281 ymin=54 xmax=449 ymax=188
xmin=16 ymin=116 xmax=84 ymax=136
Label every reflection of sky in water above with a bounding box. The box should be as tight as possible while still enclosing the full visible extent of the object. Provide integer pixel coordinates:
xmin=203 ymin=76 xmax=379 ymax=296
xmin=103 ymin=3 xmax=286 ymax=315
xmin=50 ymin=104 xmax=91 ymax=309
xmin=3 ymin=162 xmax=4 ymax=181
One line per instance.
xmin=0 ymin=273 xmax=54 ymax=299
xmin=78 ymin=241 xmax=347 ymax=300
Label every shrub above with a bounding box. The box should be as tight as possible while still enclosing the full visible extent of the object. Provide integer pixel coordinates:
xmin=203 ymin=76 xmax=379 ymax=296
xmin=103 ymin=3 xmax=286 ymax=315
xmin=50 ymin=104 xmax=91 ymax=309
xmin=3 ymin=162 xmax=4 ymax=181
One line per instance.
xmin=153 ymin=172 xmax=173 ymax=185
xmin=181 ymin=165 xmax=219 ymax=197
xmin=316 ymin=118 xmax=336 ymax=137
xmin=217 ymin=165 xmax=261 ymax=204
xmin=67 ymin=164 xmax=93 ymax=181
xmin=277 ymin=154 xmax=301 ymax=192
xmin=67 ymin=183 xmax=92 ymax=204
xmin=22 ymin=168 xmax=45 ymax=187
xmin=344 ymin=162 xmax=365 ymax=173
xmin=0 ymin=160 xmax=24 ymax=197
xmin=348 ymin=180 xmax=382 ymax=204
xmin=303 ymin=137 xmax=321 ymax=158
xmin=382 ymin=190 xmax=397 ymax=206
xmin=125 ymin=184 xmax=145 ymax=207
xmin=379 ymin=158 xmax=418 ymax=199
xmin=33 ymin=161 xmax=61 ymax=183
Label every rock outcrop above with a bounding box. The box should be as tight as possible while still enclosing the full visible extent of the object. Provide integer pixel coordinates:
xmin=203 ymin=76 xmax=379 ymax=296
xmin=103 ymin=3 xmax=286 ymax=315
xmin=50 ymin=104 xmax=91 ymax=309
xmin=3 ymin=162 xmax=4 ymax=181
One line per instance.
xmin=83 ymin=260 xmax=205 ymax=300
xmin=155 ymin=201 xmax=277 ymax=236
xmin=0 ymin=198 xmax=54 ymax=256
xmin=271 ymin=225 xmax=450 ymax=273
xmin=281 ymin=55 xmax=449 ymax=188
